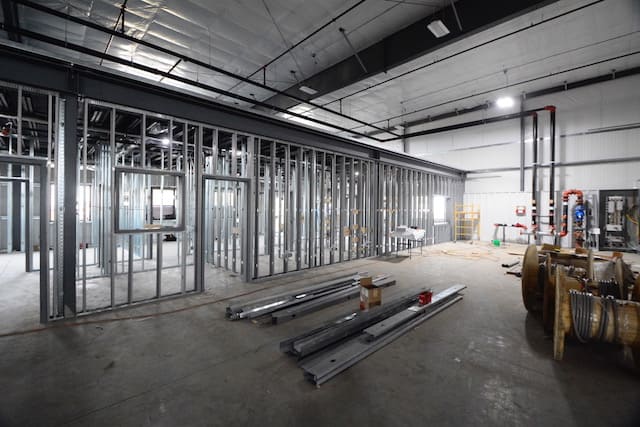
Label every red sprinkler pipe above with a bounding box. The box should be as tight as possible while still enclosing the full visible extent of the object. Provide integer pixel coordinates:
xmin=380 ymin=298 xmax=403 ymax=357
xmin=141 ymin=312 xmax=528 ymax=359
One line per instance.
xmin=559 ymin=189 xmax=584 ymax=237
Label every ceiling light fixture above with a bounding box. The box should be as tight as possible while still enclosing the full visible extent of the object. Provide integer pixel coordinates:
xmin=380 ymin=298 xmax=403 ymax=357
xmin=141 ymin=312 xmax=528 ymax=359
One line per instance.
xmin=427 ymin=20 xmax=450 ymax=38
xmin=161 ymin=137 xmax=170 ymax=145
xmin=496 ymin=96 xmax=514 ymax=109
xmin=299 ymin=85 xmax=318 ymax=95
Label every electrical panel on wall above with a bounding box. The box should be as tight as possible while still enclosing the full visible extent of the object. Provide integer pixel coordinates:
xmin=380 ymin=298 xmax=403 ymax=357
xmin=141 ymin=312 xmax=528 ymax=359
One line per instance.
xmin=584 ymin=193 xmax=599 ymax=250
xmin=598 ymin=189 xmax=639 ymax=252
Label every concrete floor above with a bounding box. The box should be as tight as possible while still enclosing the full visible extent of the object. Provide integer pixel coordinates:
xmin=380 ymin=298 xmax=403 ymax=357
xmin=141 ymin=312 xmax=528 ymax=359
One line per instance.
xmin=0 ymin=242 xmax=639 ymax=426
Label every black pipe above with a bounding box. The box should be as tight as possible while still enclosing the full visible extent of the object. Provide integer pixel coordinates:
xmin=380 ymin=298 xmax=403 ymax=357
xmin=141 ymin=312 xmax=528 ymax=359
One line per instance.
xmin=365 ymin=102 xmax=490 ymax=137
xmin=388 ymin=107 xmax=548 ymax=140
xmin=520 ymin=96 xmax=525 ymax=192
xmin=531 ymin=112 xmax=538 ymax=233
xmin=526 ymin=66 xmax=640 ymax=98
xmin=546 ymin=106 xmax=557 ymax=233
xmin=468 ymin=156 xmax=640 ymax=174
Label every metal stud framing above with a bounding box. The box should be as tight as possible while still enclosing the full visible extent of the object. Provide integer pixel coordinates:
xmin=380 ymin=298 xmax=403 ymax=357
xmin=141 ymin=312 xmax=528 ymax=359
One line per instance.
xmin=0 ymin=76 xmax=464 ymax=322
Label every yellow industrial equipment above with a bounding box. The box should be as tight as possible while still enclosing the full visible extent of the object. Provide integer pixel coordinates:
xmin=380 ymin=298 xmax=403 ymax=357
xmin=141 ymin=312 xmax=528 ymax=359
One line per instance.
xmin=454 ymin=204 xmax=480 ymax=241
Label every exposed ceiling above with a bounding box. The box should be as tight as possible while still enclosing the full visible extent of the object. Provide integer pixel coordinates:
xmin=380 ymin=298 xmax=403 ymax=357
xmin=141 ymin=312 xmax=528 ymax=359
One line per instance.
xmin=0 ymin=0 xmax=638 ymax=150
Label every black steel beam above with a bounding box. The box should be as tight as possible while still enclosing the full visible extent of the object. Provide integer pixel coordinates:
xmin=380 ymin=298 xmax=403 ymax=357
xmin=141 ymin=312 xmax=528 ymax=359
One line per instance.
xmin=1 ymin=0 xmax=21 ymax=42
xmin=0 ymin=43 xmax=464 ymax=177
xmin=262 ymin=0 xmax=557 ymax=111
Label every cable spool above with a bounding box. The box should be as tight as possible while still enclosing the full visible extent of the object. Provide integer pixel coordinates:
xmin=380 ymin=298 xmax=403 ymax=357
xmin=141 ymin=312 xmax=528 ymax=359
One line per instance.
xmin=554 ymin=268 xmax=640 ymax=367
xmin=521 ymin=245 xmax=541 ymax=312
xmin=569 ymin=290 xmax=592 ymax=343
xmin=521 ymin=245 xmax=637 ymax=315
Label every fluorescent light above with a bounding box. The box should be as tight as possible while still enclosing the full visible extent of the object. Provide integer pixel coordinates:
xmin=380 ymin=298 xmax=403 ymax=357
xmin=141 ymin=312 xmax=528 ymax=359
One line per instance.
xmin=299 ymin=85 xmax=317 ymax=95
xmin=427 ymin=20 xmax=450 ymax=38
xmin=161 ymin=137 xmax=170 ymax=145
xmin=496 ymin=97 xmax=514 ymax=109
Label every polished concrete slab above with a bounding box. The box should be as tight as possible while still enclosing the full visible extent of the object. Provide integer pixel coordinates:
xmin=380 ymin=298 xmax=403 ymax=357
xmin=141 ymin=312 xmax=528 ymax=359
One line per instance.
xmin=0 ymin=242 xmax=639 ymax=426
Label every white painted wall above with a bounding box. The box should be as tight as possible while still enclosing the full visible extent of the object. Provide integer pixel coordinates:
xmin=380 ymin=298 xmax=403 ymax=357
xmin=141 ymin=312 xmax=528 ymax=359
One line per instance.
xmin=406 ymin=74 xmax=640 ymax=246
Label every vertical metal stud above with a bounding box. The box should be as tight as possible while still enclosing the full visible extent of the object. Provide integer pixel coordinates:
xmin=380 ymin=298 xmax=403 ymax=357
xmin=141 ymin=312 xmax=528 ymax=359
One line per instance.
xmin=156 ymin=233 xmax=162 ymax=296
xmin=127 ymin=234 xmax=133 ymax=303
xmin=216 ymin=176 xmax=222 ymax=268
xmin=195 ymin=125 xmax=204 ymax=291
xmin=319 ymin=152 xmax=326 ymax=266
xmin=224 ymin=179 xmax=230 ymax=271
xmin=81 ymin=100 xmax=88 ymax=311
xmin=283 ymin=144 xmax=290 ymax=273
xmin=39 ymin=162 xmax=49 ymax=322
xmin=253 ymin=137 xmax=260 ymax=280
xmin=356 ymin=159 xmax=363 ymax=258
xmin=309 ymin=150 xmax=316 ymax=267
xmin=110 ymin=107 xmax=116 ymax=308
xmin=269 ymin=141 xmax=275 ymax=276
xmin=348 ymin=158 xmax=354 ymax=260
xmin=295 ymin=147 xmax=302 ymax=271
xmin=339 ymin=156 xmax=345 ymax=263
xmin=330 ymin=154 xmax=336 ymax=265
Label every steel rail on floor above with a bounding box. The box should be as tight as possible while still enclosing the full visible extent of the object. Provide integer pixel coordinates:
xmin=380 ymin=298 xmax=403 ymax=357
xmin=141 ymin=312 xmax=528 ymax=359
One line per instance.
xmin=226 ymin=273 xmax=362 ymax=320
xmin=271 ymin=276 xmax=396 ymax=324
xmin=280 ymin=288 xmax=429 ymax=358
xmin=293 ymin=285 xmax=466 ymax=386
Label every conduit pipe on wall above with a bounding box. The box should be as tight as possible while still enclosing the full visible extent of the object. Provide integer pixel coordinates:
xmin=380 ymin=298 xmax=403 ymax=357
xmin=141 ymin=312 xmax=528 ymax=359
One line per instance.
xmin=531 ymin=112 xmax=538 ymax=234
xmin=546 ymin=105 xmax=557 ymax=235
xmin=559 ymin=189 xmax=585 ymax=247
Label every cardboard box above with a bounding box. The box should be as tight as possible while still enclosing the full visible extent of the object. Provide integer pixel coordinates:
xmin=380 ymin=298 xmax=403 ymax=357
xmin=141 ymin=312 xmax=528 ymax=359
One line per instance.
xmin=359 ymin=276 xmax=381 ymax=310
xmin=360 ymin=276 xmax=373 ymax=288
